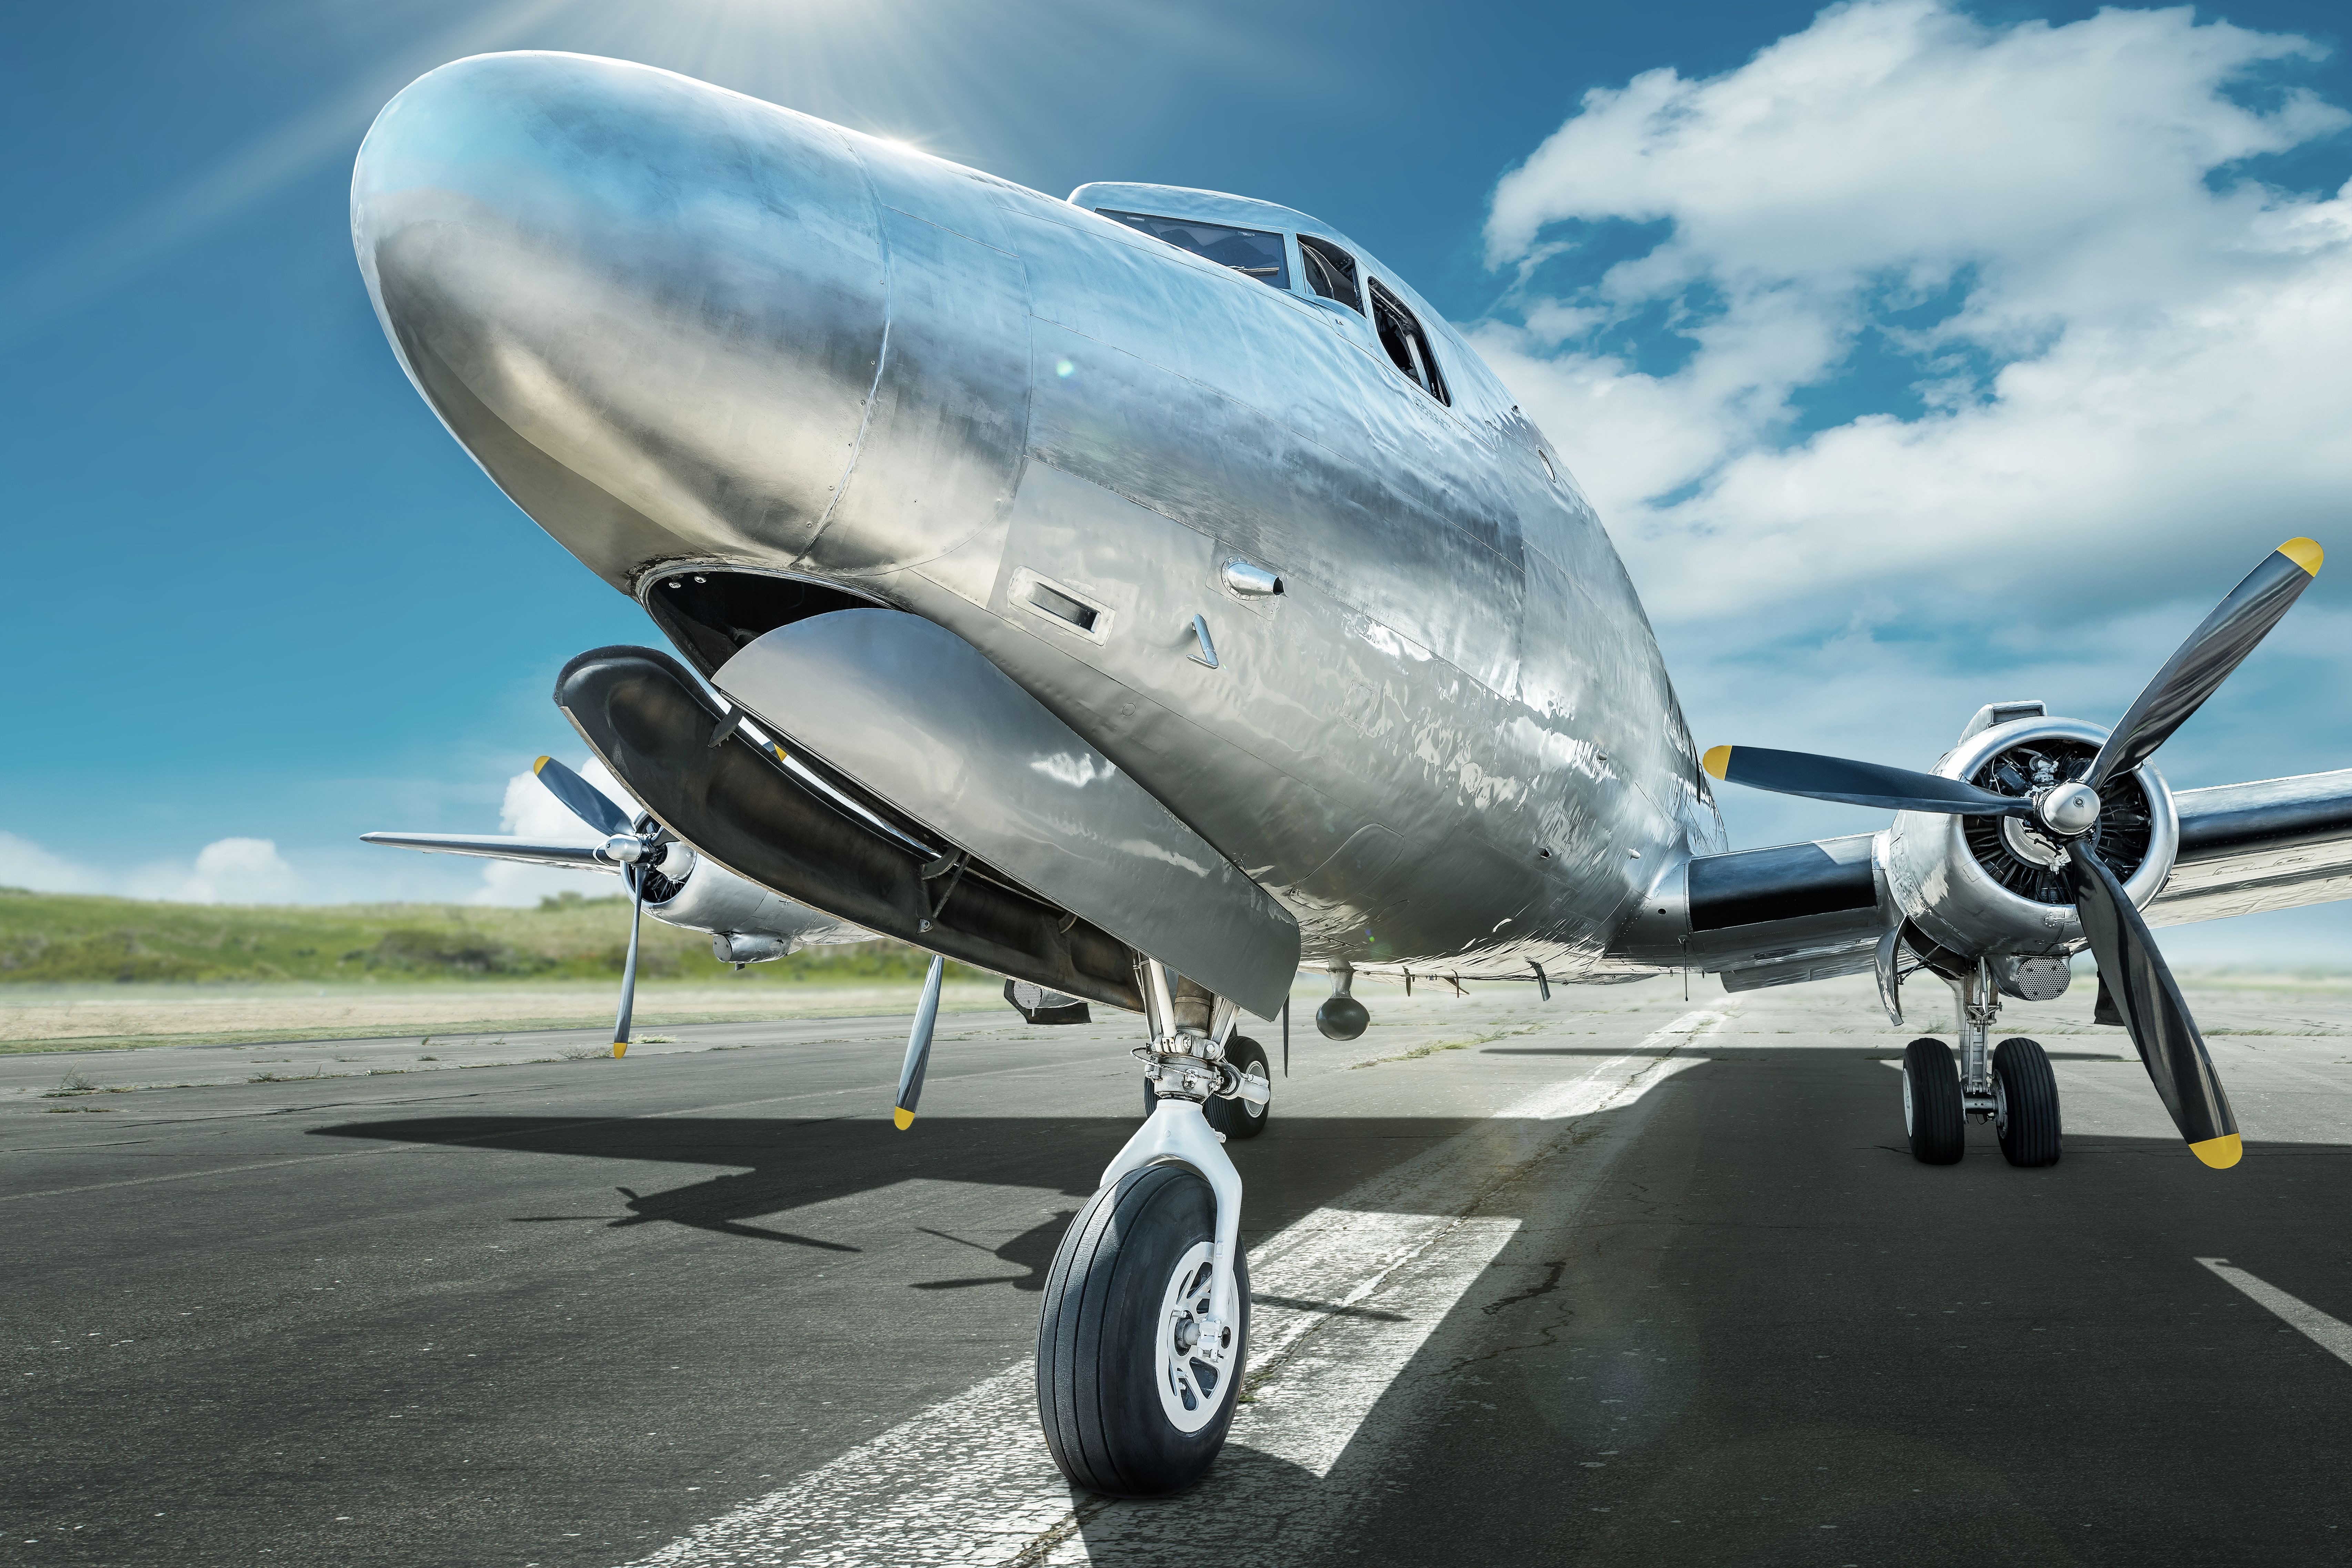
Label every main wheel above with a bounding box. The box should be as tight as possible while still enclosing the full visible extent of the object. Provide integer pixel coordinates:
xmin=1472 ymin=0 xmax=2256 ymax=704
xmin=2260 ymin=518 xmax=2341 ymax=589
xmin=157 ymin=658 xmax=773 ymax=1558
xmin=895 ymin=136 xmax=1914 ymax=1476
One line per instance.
xmin=1901 ymin=1038 xmax=1965 ymax=1165
xmin=1037 ymin=1163 xmax=1249 ymax=1497
xmin=1203 ymin=1035 xmax=1271 ymax=1140
xmin=1992 ymin=1036 xmax=2062 ymax=1167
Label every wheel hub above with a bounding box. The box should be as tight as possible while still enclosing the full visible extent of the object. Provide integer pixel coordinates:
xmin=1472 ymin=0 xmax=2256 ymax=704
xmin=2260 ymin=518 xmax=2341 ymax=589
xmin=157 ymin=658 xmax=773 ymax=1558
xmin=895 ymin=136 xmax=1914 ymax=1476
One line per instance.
xmin=1154 ymin=1243 xmax=1231 ymax=1434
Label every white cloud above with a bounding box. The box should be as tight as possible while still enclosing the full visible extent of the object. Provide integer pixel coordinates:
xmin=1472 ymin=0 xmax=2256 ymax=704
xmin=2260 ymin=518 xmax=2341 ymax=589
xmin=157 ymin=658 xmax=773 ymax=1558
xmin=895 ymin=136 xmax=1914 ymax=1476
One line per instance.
xmin=162 ymin=838 xmax=304 ymax=904
xmin=1 ymin=832 xmax=303 ymax=904
xmin=1474 ymin=0 xmax=2352 ymax=853
xmin=0 ymin=832 xmax=111 ymax=896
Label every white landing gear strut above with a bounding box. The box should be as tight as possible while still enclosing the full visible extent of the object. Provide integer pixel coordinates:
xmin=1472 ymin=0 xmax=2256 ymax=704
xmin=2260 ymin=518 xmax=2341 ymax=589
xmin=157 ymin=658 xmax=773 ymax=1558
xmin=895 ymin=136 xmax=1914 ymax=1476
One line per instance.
xmin=1035 ymin=957 xmax=1268 ymax=1496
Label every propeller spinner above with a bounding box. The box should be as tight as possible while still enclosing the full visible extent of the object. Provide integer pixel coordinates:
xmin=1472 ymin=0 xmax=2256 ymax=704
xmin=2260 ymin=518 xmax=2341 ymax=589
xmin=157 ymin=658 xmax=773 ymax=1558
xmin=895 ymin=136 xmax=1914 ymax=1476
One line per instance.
xmin=1701 ymin=538 xmax=2322 ymax=1167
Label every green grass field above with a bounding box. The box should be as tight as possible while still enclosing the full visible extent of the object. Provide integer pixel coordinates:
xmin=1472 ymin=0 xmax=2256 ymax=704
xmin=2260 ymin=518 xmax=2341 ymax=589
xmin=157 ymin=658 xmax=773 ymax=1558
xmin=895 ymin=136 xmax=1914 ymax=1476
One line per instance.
xmin=0 ymin=885 xmax=979 ymax=988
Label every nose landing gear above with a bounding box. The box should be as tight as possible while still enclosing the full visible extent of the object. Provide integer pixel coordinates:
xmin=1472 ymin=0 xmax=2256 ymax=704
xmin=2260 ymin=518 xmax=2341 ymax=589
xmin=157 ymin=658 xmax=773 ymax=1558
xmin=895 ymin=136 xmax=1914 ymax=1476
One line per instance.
xmin=1038 ymin=958 xmax=1260 ymax=1497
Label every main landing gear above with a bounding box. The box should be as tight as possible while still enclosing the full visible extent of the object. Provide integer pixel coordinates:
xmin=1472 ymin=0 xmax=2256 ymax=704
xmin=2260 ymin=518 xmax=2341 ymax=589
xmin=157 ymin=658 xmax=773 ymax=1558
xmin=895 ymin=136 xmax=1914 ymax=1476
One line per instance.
xmin=1901 ymin=960 xmax=2061 ymax=1167
xmin=1038 ymin=960 xmax=1272 ymax=1497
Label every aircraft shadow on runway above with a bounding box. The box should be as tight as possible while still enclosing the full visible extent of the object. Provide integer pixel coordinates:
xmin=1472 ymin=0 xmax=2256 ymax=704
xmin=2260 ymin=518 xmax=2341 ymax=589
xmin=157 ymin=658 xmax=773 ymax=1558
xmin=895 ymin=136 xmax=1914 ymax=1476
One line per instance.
xmin=306 ymin=1051 xmax=2341 ymax=1273
xmin=306 ymin=1112 xmax=1494 ymax=1269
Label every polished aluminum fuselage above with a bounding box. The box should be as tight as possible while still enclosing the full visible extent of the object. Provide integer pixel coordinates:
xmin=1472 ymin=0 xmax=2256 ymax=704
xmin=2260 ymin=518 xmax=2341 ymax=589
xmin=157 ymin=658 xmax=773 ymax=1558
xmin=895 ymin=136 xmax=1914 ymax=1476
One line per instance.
xmin=354 ymin=51 xmax=1725 ymax=980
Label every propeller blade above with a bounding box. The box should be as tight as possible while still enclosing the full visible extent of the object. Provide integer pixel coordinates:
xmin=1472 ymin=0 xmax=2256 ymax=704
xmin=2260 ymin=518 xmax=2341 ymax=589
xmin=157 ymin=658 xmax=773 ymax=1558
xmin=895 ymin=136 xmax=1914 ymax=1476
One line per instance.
xmin=2087 ymin=538 xmax=2322 ymax=789
xmin=610 ymin=865 xmax=646 ymax=1059
xmin=893 ymin=954 xmax=946 ymax=1130
xmin=1702 ymin=745 xmax=2028 ymax=817
xmin=534 ymin=755 xmax=632 ymax=838
xmin=2061 ymin=843 xmax=2240 ymax=1167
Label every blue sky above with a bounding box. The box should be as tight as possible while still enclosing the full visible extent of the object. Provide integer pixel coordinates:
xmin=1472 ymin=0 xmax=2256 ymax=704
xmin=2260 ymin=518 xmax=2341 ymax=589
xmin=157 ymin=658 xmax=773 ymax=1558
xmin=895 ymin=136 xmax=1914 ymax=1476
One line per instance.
xmin=4 ymin=1 xmax=2349 ymax=959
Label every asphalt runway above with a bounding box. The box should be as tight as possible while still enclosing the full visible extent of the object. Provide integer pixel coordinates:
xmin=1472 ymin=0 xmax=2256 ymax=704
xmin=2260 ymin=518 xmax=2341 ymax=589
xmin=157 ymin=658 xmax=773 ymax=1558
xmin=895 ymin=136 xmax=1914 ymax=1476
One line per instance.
xmin=6 ymin=976 xmax=2351 ymax=1566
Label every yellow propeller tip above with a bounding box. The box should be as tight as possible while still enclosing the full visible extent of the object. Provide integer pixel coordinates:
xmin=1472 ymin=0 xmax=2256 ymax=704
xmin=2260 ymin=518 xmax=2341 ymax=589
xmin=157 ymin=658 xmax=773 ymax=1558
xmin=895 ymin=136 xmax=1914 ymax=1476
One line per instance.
xmin=534 ymin=755 xmax=553 ymax=774
xmin=611 ymin=1042 xmax=628 ymax=1058
xmin=2279 ymin=538 xmax=2322 ymax=576
xmin=892 ymin=1106 xmax=915 ymax=1131
xmin=2189 ymin=1132 xmax=2242 ymax=1169
xmin=1702 ymin=745 xmax=1732 ymax=781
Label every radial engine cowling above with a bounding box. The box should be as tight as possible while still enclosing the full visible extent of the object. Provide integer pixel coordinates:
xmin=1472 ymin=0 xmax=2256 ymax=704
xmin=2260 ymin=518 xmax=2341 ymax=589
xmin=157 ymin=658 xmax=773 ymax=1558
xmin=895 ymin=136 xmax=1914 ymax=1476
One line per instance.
xmin=1882 ymin=716 xmax=2177 ymax=961
xmin=640 ymin=841 xmax=861 ymax=956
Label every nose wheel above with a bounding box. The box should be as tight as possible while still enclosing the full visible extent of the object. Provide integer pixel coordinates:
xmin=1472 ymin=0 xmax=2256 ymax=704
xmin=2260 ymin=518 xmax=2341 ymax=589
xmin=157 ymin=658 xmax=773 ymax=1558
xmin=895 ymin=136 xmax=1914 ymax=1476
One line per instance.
xmin=1037 ymin=1160 xmax=1250 ymax=1496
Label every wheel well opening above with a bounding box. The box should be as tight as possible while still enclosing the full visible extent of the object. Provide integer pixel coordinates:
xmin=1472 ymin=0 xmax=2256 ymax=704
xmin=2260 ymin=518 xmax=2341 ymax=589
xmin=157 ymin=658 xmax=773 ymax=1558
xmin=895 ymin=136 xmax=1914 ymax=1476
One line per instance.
xmin=640 ymin=569 xmax=895 ymax=679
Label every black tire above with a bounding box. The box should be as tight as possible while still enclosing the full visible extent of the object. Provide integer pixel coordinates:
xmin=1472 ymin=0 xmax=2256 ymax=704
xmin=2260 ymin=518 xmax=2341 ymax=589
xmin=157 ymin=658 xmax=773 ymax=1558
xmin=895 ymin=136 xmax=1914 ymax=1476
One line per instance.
xmin=1902 ymin=1038 xmax=1965 ymax=1165
xmin=1037 ymin=1164 xmax=1249 ymax=1497
xmin=1992 ymin=1037 xmax=2062 ymax=1168
xmin=1203 ymin=1036 xmax=1271 ymax=1140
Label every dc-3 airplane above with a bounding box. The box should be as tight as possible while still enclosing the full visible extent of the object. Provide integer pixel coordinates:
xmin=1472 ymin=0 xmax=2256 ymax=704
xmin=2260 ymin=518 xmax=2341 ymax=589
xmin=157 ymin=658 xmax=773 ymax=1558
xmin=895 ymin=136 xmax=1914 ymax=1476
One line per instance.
xmin=355 ymin=52 xmax=2352 ymax=1496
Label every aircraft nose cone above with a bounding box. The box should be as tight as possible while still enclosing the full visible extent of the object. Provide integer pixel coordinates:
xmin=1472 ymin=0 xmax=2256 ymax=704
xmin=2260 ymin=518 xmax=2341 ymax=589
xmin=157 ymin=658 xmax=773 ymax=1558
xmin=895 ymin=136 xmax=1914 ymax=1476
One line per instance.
xmin=352 ymin=53 xmax=886 ymax=585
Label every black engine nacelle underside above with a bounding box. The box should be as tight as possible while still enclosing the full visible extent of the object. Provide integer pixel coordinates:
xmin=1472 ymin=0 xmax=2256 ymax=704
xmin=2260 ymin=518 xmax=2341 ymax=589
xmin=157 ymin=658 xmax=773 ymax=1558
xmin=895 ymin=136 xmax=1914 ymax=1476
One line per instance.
xmin=554 ymin=644 xmax=1144 ymax=1013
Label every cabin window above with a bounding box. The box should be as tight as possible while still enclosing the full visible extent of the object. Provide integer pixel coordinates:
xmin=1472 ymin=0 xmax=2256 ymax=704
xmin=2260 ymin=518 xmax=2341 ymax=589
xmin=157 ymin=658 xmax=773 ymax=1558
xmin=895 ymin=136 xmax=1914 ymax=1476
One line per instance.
xmin=1368 ymin=278 xmax=1449 ymax=405
xmin=1298 ymin=235 xmax=1361 ymax=312
xmin=1097 ymin=209 xmax=1289 ymax=288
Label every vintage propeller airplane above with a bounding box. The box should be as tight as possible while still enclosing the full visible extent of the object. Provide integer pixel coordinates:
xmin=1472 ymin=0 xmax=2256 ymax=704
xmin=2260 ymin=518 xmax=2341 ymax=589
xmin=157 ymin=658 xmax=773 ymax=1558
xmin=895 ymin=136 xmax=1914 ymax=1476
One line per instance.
xmin=354 ymin=52 xmax=2352 ymax=1495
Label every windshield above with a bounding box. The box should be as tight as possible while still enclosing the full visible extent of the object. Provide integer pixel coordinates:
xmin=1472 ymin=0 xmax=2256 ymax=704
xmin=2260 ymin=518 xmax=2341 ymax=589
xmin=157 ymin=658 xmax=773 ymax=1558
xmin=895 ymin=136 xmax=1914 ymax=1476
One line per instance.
xmin=1097 ymin=210 xmax=1289 ymax=289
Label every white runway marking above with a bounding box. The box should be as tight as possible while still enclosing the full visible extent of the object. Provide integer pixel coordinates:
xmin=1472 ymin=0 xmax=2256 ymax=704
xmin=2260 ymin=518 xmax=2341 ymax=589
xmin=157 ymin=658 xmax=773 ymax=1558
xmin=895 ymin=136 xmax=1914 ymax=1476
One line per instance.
xmin=2196 ymin=1257 xmax=2352 ymax=1369
xmin=625 ymin=1010 xmax=1726 ymax=1567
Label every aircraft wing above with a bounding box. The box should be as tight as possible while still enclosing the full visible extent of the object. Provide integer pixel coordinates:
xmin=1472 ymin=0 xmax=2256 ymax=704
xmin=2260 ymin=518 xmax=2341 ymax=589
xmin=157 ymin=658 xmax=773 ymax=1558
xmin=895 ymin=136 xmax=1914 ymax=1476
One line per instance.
xmin=2149 ymin=768 xmax=2352 ymax=925
xmin=358 ymin=832 xmax=613 ymax=870
xmin=1607 ymin=768 xmax=2352 ymax=992
xmin=1609 ymin=832 xmax=1885 ymax=992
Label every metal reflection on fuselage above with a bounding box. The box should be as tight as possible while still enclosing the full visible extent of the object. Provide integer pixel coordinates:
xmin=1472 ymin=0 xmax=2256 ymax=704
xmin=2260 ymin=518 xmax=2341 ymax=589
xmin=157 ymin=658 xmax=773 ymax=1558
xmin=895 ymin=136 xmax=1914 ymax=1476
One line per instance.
xmin=352 ymin=51 xmax=1723 ymax=982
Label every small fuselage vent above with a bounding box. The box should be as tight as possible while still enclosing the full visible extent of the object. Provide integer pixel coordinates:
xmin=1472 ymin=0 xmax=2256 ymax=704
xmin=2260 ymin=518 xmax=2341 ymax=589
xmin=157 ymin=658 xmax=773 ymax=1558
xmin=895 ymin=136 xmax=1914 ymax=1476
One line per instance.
xmin=1028 ymin=582 xmax=1099 ymax=632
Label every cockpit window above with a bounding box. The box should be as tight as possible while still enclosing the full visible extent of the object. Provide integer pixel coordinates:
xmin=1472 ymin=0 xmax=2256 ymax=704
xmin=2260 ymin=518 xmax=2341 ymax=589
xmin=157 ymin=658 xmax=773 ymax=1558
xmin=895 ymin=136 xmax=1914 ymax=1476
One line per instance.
xmin=1297 ymin=235 xmax=1361 ymax=312
xmin=1097 ymin=210 xmax=1289 ymax=288
xmin=1368 ymin=278 xmax=1449 ymax=406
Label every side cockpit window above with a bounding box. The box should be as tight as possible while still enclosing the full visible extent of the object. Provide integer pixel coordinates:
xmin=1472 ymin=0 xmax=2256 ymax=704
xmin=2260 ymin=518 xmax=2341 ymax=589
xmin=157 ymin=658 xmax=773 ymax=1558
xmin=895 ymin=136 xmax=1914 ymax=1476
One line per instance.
xmin=1097 ymin=209 xmax=1289 ymax=289
xmin=1298 ymin=235 xmax=1361 ymax=312
xmin=1368 ymin=278 xmax=1449 ymax=406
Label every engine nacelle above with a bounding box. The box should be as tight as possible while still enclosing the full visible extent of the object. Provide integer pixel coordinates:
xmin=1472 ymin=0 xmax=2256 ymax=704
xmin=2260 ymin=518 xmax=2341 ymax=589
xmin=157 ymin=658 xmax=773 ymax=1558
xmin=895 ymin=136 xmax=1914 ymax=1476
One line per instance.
xmin=1883 ymin=715 xmax=2177 ymax=964
xmin=640 ymin=842 xmax=863 ymax=956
